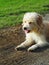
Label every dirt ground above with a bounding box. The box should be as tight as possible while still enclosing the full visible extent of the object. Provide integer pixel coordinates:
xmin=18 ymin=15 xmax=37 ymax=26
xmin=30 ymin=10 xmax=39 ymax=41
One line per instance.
xmin=0 ymin=14 xmax=49 ymax=65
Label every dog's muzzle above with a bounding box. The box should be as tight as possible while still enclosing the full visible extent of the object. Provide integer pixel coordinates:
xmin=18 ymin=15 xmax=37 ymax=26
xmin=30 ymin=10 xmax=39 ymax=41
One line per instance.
xmin=23 ymin=27 xmax=30 ymax=33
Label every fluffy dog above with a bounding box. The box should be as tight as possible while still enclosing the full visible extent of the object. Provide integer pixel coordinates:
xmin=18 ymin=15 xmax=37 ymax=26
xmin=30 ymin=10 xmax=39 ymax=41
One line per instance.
xmin=15 ymin=12 xmax=49 ymax=51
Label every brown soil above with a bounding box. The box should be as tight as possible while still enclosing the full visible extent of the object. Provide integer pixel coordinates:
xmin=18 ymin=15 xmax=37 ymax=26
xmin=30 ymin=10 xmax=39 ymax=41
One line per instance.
xmin=0 ymin=24 xmax=49 ymax=65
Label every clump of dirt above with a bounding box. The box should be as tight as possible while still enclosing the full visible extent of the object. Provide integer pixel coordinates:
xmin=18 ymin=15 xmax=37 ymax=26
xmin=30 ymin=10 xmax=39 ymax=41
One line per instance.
xmin=0 ymin=25 xmax=25 ymax=48
xmin=0 ymin=25 xmax=25 ymax=65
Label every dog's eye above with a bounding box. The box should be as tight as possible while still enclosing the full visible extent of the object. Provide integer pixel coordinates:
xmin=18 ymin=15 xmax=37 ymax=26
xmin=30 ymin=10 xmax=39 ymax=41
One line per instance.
xmin=29 ymin=22 xmax=32 ymax=24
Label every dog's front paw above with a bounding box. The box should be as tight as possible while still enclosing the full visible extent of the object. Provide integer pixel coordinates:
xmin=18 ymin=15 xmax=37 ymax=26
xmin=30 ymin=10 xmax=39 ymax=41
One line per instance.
xmin=27 ymin=48 xmax=33 ymax=52
xmin=27 ymin=48 xmax=36 ymax=52
xmin=15 ymin=45 xmax=25 ymax=51
xmin=27 ymin=46 xmax=37 ymax=52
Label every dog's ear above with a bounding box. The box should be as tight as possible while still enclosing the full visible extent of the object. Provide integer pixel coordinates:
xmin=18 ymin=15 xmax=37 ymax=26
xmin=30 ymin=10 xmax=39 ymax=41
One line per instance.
xmin=36 ymin=15 xmax=43 ymax=26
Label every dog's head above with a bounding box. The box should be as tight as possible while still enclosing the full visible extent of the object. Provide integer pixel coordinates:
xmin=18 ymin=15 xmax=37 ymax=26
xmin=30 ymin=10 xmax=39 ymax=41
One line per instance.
xmin=22 ymin=12 xmax=43 ymax=34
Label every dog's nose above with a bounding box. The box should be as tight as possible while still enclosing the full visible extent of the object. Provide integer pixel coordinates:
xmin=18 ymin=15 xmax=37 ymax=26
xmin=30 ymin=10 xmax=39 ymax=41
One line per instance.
xmin=24 ymin=27 xmax=27 ymax=30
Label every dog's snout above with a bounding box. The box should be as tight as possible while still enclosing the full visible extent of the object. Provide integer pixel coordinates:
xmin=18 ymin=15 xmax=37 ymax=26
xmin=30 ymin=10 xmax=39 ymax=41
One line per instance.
xmin=24 ymin=27 xmax=27 ymax=30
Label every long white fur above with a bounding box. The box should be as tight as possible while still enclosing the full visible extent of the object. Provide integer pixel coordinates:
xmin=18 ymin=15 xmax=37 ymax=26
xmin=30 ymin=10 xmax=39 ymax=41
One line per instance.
xmin=15 ymin=12 xmax=49 ymax=51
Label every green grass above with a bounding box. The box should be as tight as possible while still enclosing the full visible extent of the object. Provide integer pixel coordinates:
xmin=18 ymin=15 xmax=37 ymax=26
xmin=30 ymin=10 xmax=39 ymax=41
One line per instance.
xmin=0 ymin=0 xmax=49 ymax=28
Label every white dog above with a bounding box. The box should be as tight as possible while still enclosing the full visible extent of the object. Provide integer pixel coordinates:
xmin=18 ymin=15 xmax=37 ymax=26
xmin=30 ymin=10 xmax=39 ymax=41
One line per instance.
xmin=15 ymin=12 xmax=49 ymax=51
